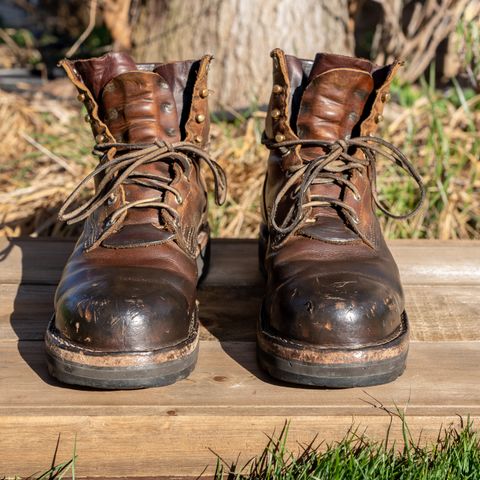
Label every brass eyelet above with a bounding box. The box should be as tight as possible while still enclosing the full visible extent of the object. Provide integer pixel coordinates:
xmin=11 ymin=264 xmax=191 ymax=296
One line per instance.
xmin=271 ymin=109 xmax=281 ymax=119
xmin=161 ymin=102 xmax=173 ymax=113
xmin=272 ymin=84 xmax=283 ymax=94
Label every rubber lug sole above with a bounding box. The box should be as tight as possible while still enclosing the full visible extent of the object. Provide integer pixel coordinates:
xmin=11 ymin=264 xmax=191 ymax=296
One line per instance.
xmin=257 ymin=309 xmax=409 ymax=388
xmin=45 ymin=313 xmax=199 ymax=390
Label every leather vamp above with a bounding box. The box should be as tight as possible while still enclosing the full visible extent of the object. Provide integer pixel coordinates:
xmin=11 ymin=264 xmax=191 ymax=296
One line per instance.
xmin=102 ymin=224 xmax=175 ymax=248
xmin=298 ymin=216 xmax=359 ymax=243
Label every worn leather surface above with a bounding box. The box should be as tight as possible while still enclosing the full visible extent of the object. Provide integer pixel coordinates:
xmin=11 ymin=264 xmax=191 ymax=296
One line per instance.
xmin=73 ymin=52 xmax=137 ymax=99
xmin=261 ymin=49 xmax=405 ymax=348
xmin=263 ymin=235 xmax=403 ymax=347
xmin=54 ymin=53 xmax=214 ymax=353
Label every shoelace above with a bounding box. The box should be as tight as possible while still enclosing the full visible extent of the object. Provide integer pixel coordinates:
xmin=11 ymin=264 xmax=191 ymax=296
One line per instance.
xmin=59 ymin=140 xmax=227 ymax=231
xmin=262 ymin=135 xmax=425 ymax=245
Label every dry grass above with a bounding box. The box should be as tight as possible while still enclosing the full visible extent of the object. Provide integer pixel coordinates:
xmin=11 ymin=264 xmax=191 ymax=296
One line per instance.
xmin=0 ymin=79 xmax=478 ymax=240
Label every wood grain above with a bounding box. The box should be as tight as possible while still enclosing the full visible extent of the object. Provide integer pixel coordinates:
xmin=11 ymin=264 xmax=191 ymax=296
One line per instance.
xmin=1 ymin=341 xmax=479 ymax=416
xmin=1 ymin=340 xmax=479 ymax=476
xmin=0 ymin=238 xmax=479 ymax=286
xmin=0 ymin=238 xmax=479 ymax=477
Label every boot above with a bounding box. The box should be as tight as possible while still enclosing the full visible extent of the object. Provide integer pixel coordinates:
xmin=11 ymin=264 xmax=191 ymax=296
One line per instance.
xmin=257 ymin=49 xmax=425 ymax=387
xmin=45 ymin=52 xmax=226 ymax=389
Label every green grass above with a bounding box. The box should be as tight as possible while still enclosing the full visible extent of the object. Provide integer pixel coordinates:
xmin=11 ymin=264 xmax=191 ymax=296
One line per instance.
xmin=376 ymin=66 xmax=479 ymax=240
xmin=214 ymin=418 xmax=480 ymax=480
xmin=3 ymin=436 xmax=77 ymax=480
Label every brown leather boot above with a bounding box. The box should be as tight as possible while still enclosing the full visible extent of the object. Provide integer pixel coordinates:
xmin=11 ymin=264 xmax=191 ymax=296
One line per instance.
xmin=257 ymin=49 xmax=425 ymax=387
xmin=45 ymin=53 xmax=226 ymax=389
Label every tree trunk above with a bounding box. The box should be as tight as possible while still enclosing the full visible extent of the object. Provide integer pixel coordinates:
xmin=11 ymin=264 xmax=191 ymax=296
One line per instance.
xmin=131 ymin=0 xmax=354 ymax=110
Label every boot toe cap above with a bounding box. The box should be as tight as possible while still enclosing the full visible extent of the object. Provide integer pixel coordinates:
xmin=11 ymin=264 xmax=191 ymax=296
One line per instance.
xmin=55 ymin=269 xmax=194 ymax=352
xmin=266 ymin=272 xmax=403 ymax=348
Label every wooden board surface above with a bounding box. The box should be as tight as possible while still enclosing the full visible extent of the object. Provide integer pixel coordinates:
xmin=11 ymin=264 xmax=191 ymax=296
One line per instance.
xmin=1 ymin=340 xmax=480 ymax=416
xmin=0 ymin=238 xmax=480 ymax=287
xmin=0 ymin=237 xmax=479 ymax=477
xmin=2 ymin=413 xmax=474 ymax=477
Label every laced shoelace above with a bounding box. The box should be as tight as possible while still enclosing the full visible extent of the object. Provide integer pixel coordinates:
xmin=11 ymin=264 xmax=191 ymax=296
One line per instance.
xmin=262 ymin=135 xmax=425 ymax=245
xmin=59 ymin=140 xmax=227 ymax=232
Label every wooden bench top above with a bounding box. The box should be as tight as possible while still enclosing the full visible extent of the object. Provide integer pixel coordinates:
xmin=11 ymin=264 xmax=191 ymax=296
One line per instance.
xmin=0 ymin=238 xmax=479 ymax=477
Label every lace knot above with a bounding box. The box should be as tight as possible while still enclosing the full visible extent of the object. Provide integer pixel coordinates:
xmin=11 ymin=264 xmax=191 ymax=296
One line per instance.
xmin=332 ymin=138 xmax=348 ymax=151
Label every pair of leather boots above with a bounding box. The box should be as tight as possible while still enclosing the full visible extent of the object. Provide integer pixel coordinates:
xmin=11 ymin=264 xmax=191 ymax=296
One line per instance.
xmin=45 ymin=50 xmax=424 ymax=389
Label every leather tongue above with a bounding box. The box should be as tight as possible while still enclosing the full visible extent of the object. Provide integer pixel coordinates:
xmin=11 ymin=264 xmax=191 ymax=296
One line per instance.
xmin=308 ymin=53 xmax=374 ymax=81
xmin=297 ymin=53 xmax=374 ymax=152
xmin=101 ymin=71 xmax=180 ymax=143
xmin=99 ymin=68 xmax=182 ymax=242
xmin=295 ymin=53 xmax=375 ymax=243
xmin=74 ymin=52 xmax=181 ymax=144
xmin=74 ymin=52 xmax=137 ymax=100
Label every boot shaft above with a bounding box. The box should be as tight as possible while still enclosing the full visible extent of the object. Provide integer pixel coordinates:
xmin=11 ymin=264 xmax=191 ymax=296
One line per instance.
xmin=261 ymin=49 xmax=422 ymax=249
xmin=264 ymin=49 xmax=400 ymax=146
xmin=61 ymin=52 xmax=212 ymax=147
xmin=58 ymin=53 xmax=226 ymax=254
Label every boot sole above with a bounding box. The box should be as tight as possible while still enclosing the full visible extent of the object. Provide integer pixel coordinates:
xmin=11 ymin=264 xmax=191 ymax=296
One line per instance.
xmin=257 ymin=307 xmax=409 ymax=388
xmin=45 ymin=310 xmax=199 ymax=390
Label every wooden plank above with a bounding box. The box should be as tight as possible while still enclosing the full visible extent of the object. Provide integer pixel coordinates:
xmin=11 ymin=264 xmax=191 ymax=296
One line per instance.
xmin=0 ymin=238 xmax=74 ymax=286
xmin=1 ymin=283 xmax=479 ymax=342
xmin=0 ymin=238 xmax=479 ymax=286
xmin=1 ymin=341 xmax=479 ymax=416
xmin=1 ymin=340 xmax=479 ymax=476
xmin=407 ymin=285 xmax=480 ymax=341
xmin=1 ymin=414 xmax=476 ymax=478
